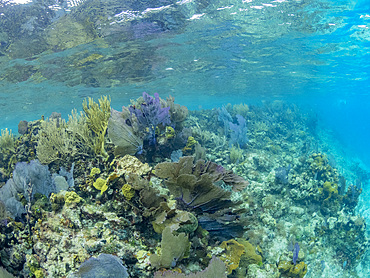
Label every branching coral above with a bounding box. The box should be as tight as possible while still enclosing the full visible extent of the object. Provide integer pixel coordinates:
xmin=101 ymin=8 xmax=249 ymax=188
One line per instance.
xmin=0 ymin=128 xmax=15 ymax=153
xmin=67 ymin=109 xmax=95 ymax=155
xmin=36 ymin=119 xmax=76 ymax=165
xmin=229 ymin=145 xmax=244 ymax=164
xmin=82 ymin=96 xmax=111 ymax=157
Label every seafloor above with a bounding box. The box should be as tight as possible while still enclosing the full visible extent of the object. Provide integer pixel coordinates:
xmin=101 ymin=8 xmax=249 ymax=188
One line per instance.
xmin=0 ymin=93 xmax=369 ymax=278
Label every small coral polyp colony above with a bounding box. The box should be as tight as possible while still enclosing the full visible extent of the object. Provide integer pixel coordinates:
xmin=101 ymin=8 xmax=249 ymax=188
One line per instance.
xmin=0 ymin=94 xmax=368 ymax=278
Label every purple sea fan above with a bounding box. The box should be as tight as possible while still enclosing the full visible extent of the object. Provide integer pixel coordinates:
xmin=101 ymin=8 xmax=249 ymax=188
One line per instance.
xmin=229 ymin=114 xmax=248 ymax=148
xmin=129 ymin=92 xmax=171 ymax=145
xmin=293 ymin=242 xmax=300 ymax=265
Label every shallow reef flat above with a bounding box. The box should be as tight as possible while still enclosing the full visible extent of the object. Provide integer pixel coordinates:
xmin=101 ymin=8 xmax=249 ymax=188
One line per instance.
xmin=0 ymin=94 xmax=369 ymax=278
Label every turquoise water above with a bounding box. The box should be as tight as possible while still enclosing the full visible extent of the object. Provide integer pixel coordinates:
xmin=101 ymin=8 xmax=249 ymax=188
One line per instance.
xmin=1 ymin=0 xmax=369 ymax=163
xmin=1 ymin=0 xmax=370 ymax=277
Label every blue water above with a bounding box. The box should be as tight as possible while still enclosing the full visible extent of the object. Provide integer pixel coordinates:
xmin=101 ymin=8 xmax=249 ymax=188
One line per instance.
xmin=1 ymin=0 xmax=370 ymax=276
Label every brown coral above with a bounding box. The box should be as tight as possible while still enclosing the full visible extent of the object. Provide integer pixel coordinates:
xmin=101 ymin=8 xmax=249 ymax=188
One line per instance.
xmin=154 ymin=156 xmax=248 ymax=211
xmin=149 ymin=226 xmax=190 ymax=268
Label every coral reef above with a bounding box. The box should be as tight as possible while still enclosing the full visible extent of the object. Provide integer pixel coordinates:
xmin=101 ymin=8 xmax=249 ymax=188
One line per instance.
xmin=109 ymin=93 xmax=191 ymax=161
xmin=0 ymin=97 xmax=368 ymax=278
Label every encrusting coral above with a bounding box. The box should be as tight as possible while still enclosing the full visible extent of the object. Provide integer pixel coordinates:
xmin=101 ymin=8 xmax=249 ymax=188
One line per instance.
xmin=114 ymin=154 xmax=152 ymax=177
xmin=278 ymin=260 xmax=307 ymax=278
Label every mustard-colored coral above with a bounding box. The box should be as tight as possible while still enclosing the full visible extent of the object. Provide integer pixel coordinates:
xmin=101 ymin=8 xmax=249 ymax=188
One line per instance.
xmin=165 ymin=126 xmax=175 ymax=139
xmin=89 ymin=167 xmax=101 ymax=176
xmin=107 ymin=172 xmax=119 ymax=183
xmin=278 ymin=261 xmax=307 ymax=278
xmin=183 ymin=136 xmax=197 ymax=151
xmin=93 ymin=178 xmax=108 ymax=194
xmin=34 ymin=269 xmax=44 ymax=278
xmin=64 ymin=191 xmax=83 ymax=207
xmin=318 ymin=181 xmax=341 ymax=214
xmin=291 ymin=262 xmax=308 ymax=277
xmin=219 ymin=239 xmax=246 ymax=274
xmin=121 ymin=184 xmax=135 ymax=201
xmin=239 ymin=239 xmax=262 ymax=267
xmin=321 ymin=181 xmax=338 ymax=199
xmin=50 ymin=192 xmax=65 ymax=211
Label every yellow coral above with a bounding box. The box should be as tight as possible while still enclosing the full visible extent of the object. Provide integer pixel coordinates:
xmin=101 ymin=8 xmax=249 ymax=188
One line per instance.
xmin=121 ymin=184 xmax=135 ymax=200
xmin=89 ymin=167 xmax=101 ymax=176
xmin=64 ymin=191 xmax=83 ymax=207
xmin=322 ymin=181 xmax=338 ymax=196
xmin=34 ymin=269 xmax=44 ymax=278
xmin=165 ymin=126 xmax=175 ymax=139
xmin=291 ymin=262 xmax=308 ymax=277
xmin=239 ymin=239 xmax=262 ymax=267
xmin=93 ymin=178 xmax=108 ymax=194
xmin=183 ymin=136 xmax=197 ymax=151
xmin=82 ymin=96 xmax=111 ymax=157
xmin=278 ymin=260 xmax=307 ymax=278
xmin=107 ymin=172 xmax=119 ymax=183
xmin=219 ymin=239 xmax=246 ymax=274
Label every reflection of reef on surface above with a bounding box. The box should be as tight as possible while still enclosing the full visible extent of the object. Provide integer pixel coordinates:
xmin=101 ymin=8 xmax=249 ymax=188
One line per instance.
xmin=0 ymin=96 xmax=368 ymax=277
xmin=0 ymin=0 xmax=214 ymax=88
